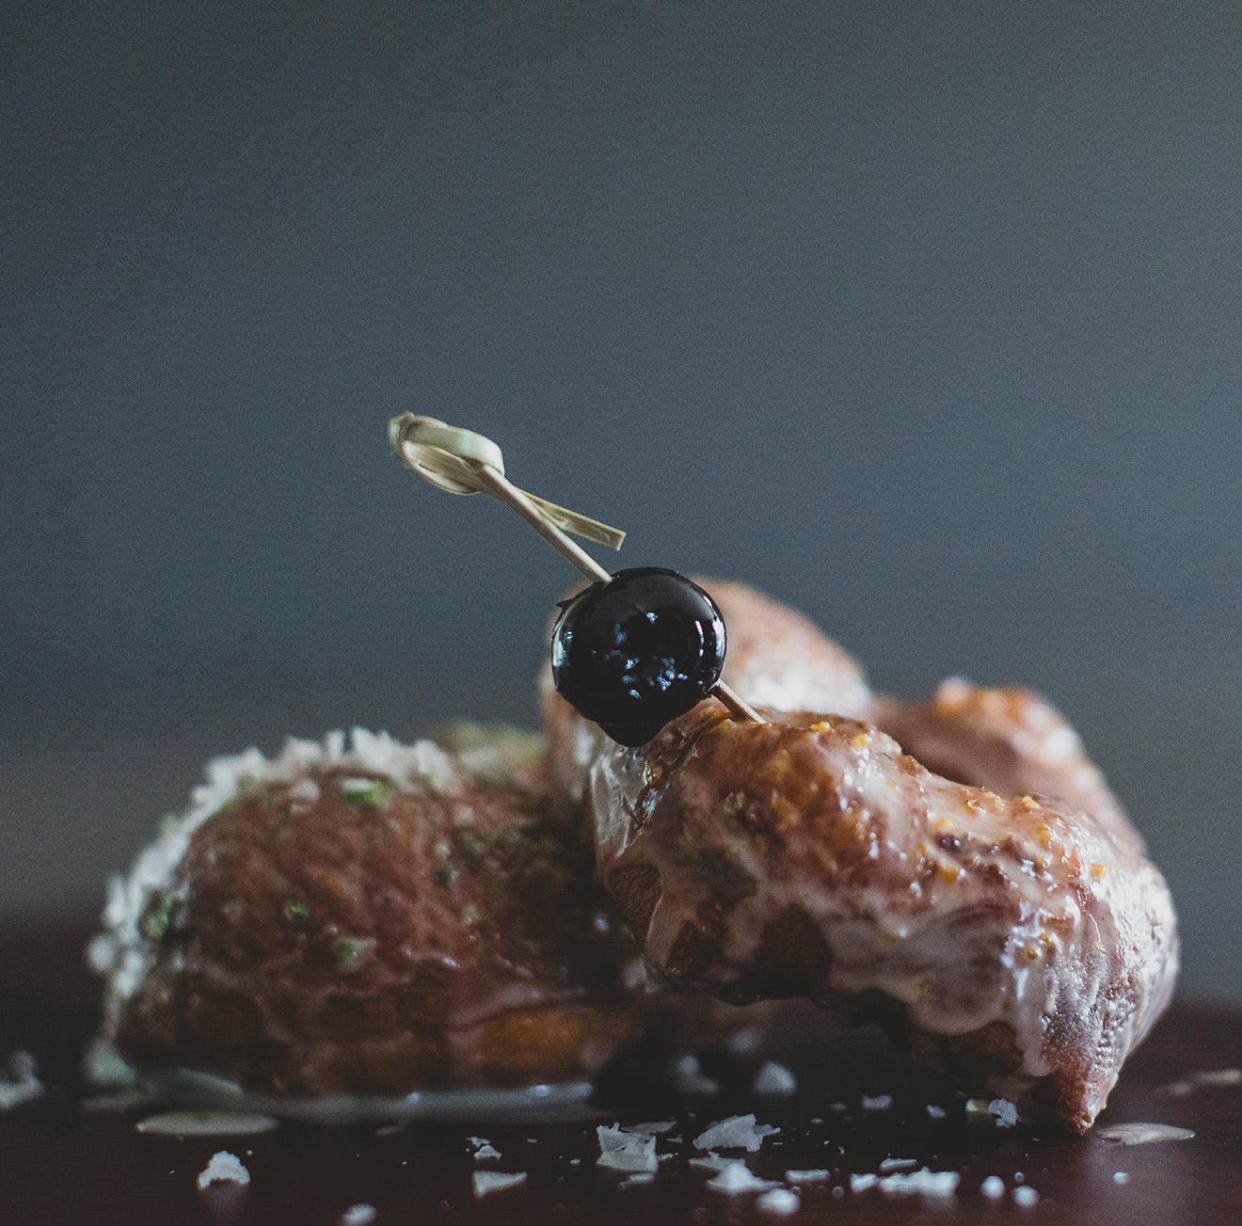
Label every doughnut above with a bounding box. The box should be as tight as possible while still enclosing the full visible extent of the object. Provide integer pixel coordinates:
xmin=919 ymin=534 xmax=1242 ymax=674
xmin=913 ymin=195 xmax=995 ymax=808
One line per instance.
xmin=545 ymin=581 xmax=1177 ymax=1132
xmin=92 ymin=727 xmax=650 ymax=1099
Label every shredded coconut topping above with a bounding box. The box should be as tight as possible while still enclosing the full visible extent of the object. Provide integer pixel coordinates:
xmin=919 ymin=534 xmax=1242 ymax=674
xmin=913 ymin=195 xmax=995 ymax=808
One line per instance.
xmin=596 ymin=1124 xmax=658 ymax=1173
xmin=472 ymin=1171 xmax=526 ymax=1197
xmin=693 ymin=1114 xmax=780 ymax=1153
xmin=196 ymin=1151 xmax=250 ymax=1190
xmin=0 ymin=1051 xmax=43 ymax=1112
xmin=981 ymin=1175 xmax=1006 ymax=1199
xmin=757 ymin=1187 xmax=799 ymax=1214
xmin=1013 ymin=1185 xmax=1039 ymax=1207
xmin=1096 ymin=1122 xmax=1196 ymax=1145
xmin=785 ymin=1169 xmax=830 ymax=1183
xmin=340 ymin=1206 xmax=377 ymax=1226
xmin=705 ymin=1163 xmax=778 ymax=1195
xmin=753 ymin=1061 xmax=797 ymax=1096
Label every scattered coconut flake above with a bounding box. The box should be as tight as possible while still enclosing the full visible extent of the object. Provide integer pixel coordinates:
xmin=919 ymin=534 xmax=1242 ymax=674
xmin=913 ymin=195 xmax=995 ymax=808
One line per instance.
xmin=990 ymin=1098 xmax=1019 ymax=1127
xmin=0 ymin=1051 xmax=43 ymax=1111
xmin=196 ymin=1151 xmax=250 ymax=1190
xmin=137 ymin=1112 xmax=280 ymax=1137
xmin=340 ymin=1206 xmax=376 ymax=1226
xmin=926 ymin=1104 xmax=946 ymax=1120
xmin=827 ymin=1101 xmax=848 ymax=1113
xmin=705 ymin=1163 xmax=778 ymax=1195
xmin=724 ymin=1027 xmax=764 ymax=1056
xmin=753 ymin=1062 xmax=797 ymax=1096
xmin=786 ymin=1169 xmax=831 ymax=1183
xmin=1013 ymin=1185 xmax=1039 ymax=1207
xmin=81 ymin=1038 xmax=136 ymax=1089
xmin=861 ymin=1094 xmax=892 ymax=1112
xmin=472 ymin=1171 xmax=526 ymax=1198
xmin=627 ymin=1120 xmax=676 ymax=1135
xmin=876 ymin=1168 xmax=960 ymax=1197
xmin=693 ymin=1113 xmax=780 ymax=1153
xmin=980 ymin=1175 xmax=1005 ymax=1199
xmin=1096 ymin=1122 xmax=1195 ymax=1145
xmin=689 ymin=1153 xmax=735 ymax=1172
xmin=671 ymin=1055 xmax=719 ymax=1096
xmin=1159 ymin=1068 xmax=1242 ymax=1097
xmin=596 ymin=1124 xmax=657 ymax=1173
xmin=850 ymin=1173 xmax=879 ymax=1192
xmin=618 ymin=1173 xmax=654 ymax=1189
xmin=473 ymin=1143 xmax=501 ymax=1161
xmin=879 ymin=1158 xmax=919 ymax=1172
xmin=1113 ymin=1171 xmax=1130 ymax=1185
xmin=757 ymin=1187 xmax=799 ymax=1214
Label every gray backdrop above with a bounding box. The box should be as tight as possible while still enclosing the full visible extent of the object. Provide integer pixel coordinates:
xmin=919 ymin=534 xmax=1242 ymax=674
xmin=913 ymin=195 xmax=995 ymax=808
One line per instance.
xmin=4 ymin=2 xmax=1239 ymax=1000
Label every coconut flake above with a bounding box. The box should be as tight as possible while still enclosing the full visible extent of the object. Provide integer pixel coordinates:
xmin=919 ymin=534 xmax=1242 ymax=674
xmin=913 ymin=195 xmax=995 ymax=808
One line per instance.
xmin=989 ymin=1098 xmax=1019 ymax=1127
xmin=850 ymin=1173 xmax=879 ymax=1192
xmin=757 ymin=1187 xmax=799 ymax=1214
xmin=340 ymin=1206 xmax=377 ymax=1226
xmin=879 ymin=1158 xmax=919 ymax=1172
xmin=861 ymin=1094 xmax=892 ymax=1112
xmin=1113 ymin=1171 xmax=1130 ymax=1185
xmin=472 ymin=1171 xmax=526 ymax=1197
xmin=196 ymin=1151 xmax=250 ymax=1190
xmin=980 ymin=1175 xmax=1005 ymax=1199
xmin=618 ymin=1173 xmax=654 ymax=1189
xmin=753 ymin=1062 xmax=797 ymax=1096
xmin=596 ymin=1125 xmax=657 ymax=1173
xmin=1013 ymin=1186 xmax=1039 ymax=1207
xmin=876 ymin=1168 xmax=960 ymax=1197
xmin=693 ymin=1114 xmax=780 ymax=1153
xmin=926 ymin=1104 xmax=946 ymax=1120
xmin=785 ymin=1169 xmax=831 ymax=1183
xmin=137 ymin=1112 xmax=280 ymax=1136
xmin=671 ymin=1055 xmax=719 ymax=1096
xmin=723 ymin=1027 xmax=764 ymax=1056
xmin=705 ymin=1163 xmax=778 ymax=1195
xmin=0 ymin=1051 xmax=43 ymax=1112
xmin=1158 ymin=1068 xmax=1242 ymax=1097
xmin=1096 ymin=1122 xmax=1195 ymax=1145
xmin=689 ymin=1153 xmax=735 ymax=1172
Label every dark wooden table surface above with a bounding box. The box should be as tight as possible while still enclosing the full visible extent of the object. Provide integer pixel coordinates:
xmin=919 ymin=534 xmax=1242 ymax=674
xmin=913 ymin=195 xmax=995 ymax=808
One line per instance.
xmin=2 ymin=914 xmax=1239 ymax=1225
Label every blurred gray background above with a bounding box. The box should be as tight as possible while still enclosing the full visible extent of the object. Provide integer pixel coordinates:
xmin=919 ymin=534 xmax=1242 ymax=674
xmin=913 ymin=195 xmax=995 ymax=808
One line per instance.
xmin=3 ymin=2 xmax=1239 ymax=999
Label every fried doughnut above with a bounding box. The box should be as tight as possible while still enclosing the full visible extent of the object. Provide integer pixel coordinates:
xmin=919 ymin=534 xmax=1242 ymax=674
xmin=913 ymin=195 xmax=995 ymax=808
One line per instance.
xmin=542 ymin=577 xmax=873 ymax=804
xmin=587 ymin=707 xmax=1178 ymax=1132
xmin=92 ymin=727 xmax=649 ymax=1099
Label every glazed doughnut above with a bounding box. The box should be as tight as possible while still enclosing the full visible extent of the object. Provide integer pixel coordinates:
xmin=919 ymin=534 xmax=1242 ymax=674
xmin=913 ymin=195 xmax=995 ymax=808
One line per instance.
xmin=92 ymin=727 xmax=650 ymax=1099
xmin=542 ymin=578 xmax=873 ymax=805
xmin=544 ymin=579 xmax=1177 ymax=1132
xmin=585 ymin=705 xmax=1177 ymax=1133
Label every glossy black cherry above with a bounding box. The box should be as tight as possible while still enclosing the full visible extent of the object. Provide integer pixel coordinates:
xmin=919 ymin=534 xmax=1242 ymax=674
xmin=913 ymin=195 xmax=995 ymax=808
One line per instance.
xmin=551 ymin=567 xmax=727 ymax=746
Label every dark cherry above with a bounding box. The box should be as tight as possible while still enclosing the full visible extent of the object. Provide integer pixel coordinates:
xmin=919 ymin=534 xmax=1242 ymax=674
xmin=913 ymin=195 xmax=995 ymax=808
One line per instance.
xmin=551 ymin=567 xmax=727 ymax=747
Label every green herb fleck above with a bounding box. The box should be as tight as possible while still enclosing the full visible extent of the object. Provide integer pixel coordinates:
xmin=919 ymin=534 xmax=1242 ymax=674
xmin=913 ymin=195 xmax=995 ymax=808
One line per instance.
xmin=433 ymin=865 xmax=456 ymax=889
xmin=143 ymin=893 xmax=181 ymax=941
xmin=340 ymin=778 xmax=395 ymax=809
xmin=283 ymin=900 xmax=309 ymax=926
xmin=333 ymin=936 xmax=376 ymax=968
